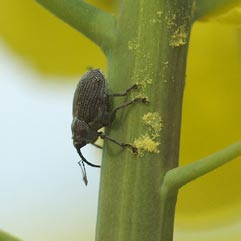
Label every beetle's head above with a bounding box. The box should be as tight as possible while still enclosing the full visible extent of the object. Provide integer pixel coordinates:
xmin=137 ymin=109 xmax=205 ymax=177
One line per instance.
xmin=71 ymin=118 xmax=89 ymax=149
xmin=72 ymin=118 xmax=101 ymax=173
xmin=73 ymin=140 xmax=86 ymax=150
xmin=71 ymin=117 xmax=99 ymax=150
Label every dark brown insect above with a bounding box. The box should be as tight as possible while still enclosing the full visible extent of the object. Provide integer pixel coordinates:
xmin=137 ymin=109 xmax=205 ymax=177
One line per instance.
xmin=71 ymin=69 xmax=147 ymax=185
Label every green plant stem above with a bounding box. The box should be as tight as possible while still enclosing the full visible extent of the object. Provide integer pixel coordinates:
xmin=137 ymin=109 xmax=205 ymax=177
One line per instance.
xmin=0 ymin=231 xmax=22 ymax=241
xmin=36 ymin=0 xmax=116 ymax=52
xmin=159 ymin=141 xmax=241 ymax=239
xmin=96 ymin=1 xmax=193 ymax=241
xmin=194 ymin=0 xmax=237 ymax=20
xmin=162 ymin=141 xmax=241 ymax=195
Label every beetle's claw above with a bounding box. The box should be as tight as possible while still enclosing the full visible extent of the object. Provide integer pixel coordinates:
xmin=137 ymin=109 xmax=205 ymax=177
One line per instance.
xmin=121 ymin=143 xmax=138 ymax=154
xmin=141 ymin=97 xmax=150 ymax=104
xmin=132 ymin=147 xmax=138 ymax=154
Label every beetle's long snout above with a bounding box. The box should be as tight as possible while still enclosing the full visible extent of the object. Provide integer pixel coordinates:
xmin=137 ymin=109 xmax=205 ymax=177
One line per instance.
xmin=76 ymin=147 xmax=101 ymax=168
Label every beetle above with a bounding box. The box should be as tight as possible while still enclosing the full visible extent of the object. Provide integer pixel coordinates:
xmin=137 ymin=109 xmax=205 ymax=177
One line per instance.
xmin=71 ymin=68 xmax=147 ymax=185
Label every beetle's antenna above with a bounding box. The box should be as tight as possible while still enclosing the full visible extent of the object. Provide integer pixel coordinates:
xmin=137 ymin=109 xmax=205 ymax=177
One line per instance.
xmin=76 ymin=148 xmax=101 ymax=168
xmin=77 ymin=159 xmax=88 ymax=186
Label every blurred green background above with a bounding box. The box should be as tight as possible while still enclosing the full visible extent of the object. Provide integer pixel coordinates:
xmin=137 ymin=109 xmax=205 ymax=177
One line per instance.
xmin=0 ymin=1 xmax=241 ymax=241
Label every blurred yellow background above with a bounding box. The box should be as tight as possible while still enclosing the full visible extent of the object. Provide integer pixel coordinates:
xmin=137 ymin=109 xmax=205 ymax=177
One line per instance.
xmin=0 ymin=0 xmax=240 ymax=241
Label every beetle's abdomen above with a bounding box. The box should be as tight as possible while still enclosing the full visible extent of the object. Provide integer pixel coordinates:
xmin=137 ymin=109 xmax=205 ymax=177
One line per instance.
xmin=73 ymin=69 xmax=107 ymax=124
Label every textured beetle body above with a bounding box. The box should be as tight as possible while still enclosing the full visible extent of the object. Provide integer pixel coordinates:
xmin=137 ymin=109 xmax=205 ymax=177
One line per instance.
xmin=73 ymin=69 xmax=111 ymax=126
xmin=72 ymin=69 xmax=148 ymax=185
xmin=72 ymin=69 xmax=115 ymax=150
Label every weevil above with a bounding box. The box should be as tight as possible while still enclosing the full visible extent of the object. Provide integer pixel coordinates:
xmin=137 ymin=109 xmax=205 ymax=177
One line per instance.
xmin=71 ymin=69 xmax=148 ymax=185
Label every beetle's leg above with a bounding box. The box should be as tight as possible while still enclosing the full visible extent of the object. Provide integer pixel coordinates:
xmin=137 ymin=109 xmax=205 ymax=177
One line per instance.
xmin=98 ymin=132 xmax=138 ymax=154
xmin=113 ymin=97 xmax=149 ymax=113
xmin=109 ymin=84 xmax=138 ymax=97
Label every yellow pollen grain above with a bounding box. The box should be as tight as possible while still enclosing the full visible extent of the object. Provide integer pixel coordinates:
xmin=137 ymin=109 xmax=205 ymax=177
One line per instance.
xmin=169 ymin=25 xmax=188 ymax=47
xmin=134 ymin=135 xmax=160 ymax=156
xmin=142 ymin=112 xmax=163 ymax=137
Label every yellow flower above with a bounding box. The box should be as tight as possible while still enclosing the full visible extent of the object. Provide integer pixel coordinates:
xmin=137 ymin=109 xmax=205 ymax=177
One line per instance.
xmin=177 ymin=20 xmax=241 ymax=240
xmin=0 ymin=0 xmax=114 ymax=76
xmin=201 ymin=0 xmax=241 ymax=27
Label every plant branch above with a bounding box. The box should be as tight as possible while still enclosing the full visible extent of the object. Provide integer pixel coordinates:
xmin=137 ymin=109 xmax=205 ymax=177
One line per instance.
xmin=162 ymin=141 xmax=241 ymax=195
xmin=193 ymin=0 xmax=237 ymax=21
xmin=96 ymin=1 xmax=193 ymax=241
xmin=0 ymin=230 xmax=22 ymax=241
xmin=36 ymin=0 xmax=116 ymax=52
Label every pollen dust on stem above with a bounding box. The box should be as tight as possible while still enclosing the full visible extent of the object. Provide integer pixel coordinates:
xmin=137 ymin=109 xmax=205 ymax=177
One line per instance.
xmin=134 ymin=112 xmax=163 ymax=156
